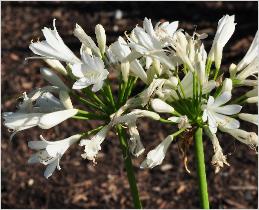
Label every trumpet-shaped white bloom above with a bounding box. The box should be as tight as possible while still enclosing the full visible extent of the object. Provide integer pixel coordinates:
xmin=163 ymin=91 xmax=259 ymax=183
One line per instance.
xmin=28 ymin=134 xmax=81 ymax=178
xmin=79 ymin=125 xmax=110 ymax=162
xmin=127 ymin=26 xmax=175 ymax=69
xmin=238 ymin=113 xmax=258 ymax=125
xmin=219 ymin=126 xmax=258 ymax=147
xmin=208 ymin=15 xmax=236 ymax=69
xmin=202 ymin=91 xmax=242 ymax=133
xmin=72 ymin=53 xmax=109 ymax=92
xmin=29 ymin=19 xmax=80 ymax=64
xmin=140 ymin=135 xmax=174 ymax=168
xmin=151 ymin=98 xmax=174 ymax=113
xmin=3 ymin=90 xmax=77 ymax=139
xmin=143 ymin=17 xmax=178 ymax=44
xmin=204 ymin=127 xmax=229 ymax=173
xmin=237 ymin=31 xmax=259 ymax=72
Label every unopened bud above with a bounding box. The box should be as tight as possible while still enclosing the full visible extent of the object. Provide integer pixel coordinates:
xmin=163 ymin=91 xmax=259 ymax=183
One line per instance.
xmin=121 ymin=62 xmax=130 ymax=82
xmin=44 ymin=59 xmax=67 ymax=75
xmin=59 ymin=90 xmax=73 ymax=109
xmin=95 ymin=24 xmax=106 ymax=56
xmin=229 ymin=63 xmax=237 ymax=78
xmin=151 ymin=98 xmax=174 ymax=113
xmin=222 ymin=78 xmax=232 ymax=93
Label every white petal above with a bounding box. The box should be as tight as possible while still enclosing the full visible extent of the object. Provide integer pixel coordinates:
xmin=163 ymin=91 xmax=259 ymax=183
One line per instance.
xmin=213 ymin=112 xmax=240 ymax=130
xmin=28 ymin=140 xmax=48 ymax=150
xmin=213 ymin=92 xmax=231 ymax=107
xmin=44 ymin=158 xmax=59 ymax=179
xmin=72 ymin=78 xmax=91 ymax=89
xmin=213 ymin=105 xmax=242 ymax=115
xmin=39 ymin=109 xmax=78 ymax=129
xmin=91 ymin=80 xmax=104 ymax=92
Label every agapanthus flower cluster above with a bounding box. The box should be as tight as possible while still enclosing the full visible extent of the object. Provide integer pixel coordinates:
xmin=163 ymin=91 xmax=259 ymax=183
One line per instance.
xmin=3 ymin=15 xmax=258 ymax=179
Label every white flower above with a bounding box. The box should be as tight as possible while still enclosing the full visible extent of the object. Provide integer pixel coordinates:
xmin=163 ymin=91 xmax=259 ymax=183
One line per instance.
xmin=140 ymin=135 xmax=174 ymax=168
xmin=127 ymin=26 xmax=175 ymax=69
xmin=79 ymin=125 xmax=110 ymax=163
xmin=28 ymin=134 xmax=81 ymax=178
xmin=107 ymin=37 xmax=147 ymax=83
xmin=143 ymin=17 xmax=178 ymax=43
xmin=74 ymin=23 xmax=101 ymax=57
xmin=204 ymin=127 xmax=229 ymax=173
xmin=151 ymin=98 xmax=174 ymax=113
xmin=72 ymin=53 xmax=109 ymax=92
xmin=208 ymin=15 xmax=236 ymax=69
xmin=29 ymin=19 xmax=80 ymax=64
xmin=3 ymin=90 xmax=77 ymax=139
xmin=237 ymin=31 xmax=259 ymax=72
xmin=219 ymin=126 xmax=258 ymax=147
xmin=40 ymin=67 xmax=69 ymax=91
xmin=238 ymin=113 xmax=258 ymax=125
xmin=95 ymin=24 xmax=106 ymax=56
xmin=202 ymin=91 xmax=242 ymax=133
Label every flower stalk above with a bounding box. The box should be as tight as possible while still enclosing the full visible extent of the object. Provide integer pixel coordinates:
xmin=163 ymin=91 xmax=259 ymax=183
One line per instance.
xmin=194 ymin=127 xmax=210 ymax=209
xmin=117 ymin=125 xmax=142 ymax=209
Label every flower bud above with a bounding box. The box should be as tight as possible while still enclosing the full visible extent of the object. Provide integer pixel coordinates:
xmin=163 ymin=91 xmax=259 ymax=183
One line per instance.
xmin=168 ymin=76 xmax=178 ymax=88
xmin=95 ymin=24 xmax=106 ymax=56
xmin=245 ymin=96 xmax=258 ymax=104
xmin=245 ymin=88 xmax=258 ymax=98
xmin=44 ymin=59 xmax=67 ymax=75
xmin=153 ymin=59 xmax=162 ymax=76
xmin=59 ymin=90 xmax=73 ymax=109
xmin=222 ymin=78 xmax=232 ymax=93
xmin=151 ymin=98 xmax=174 ymax=113
xmin=238 ymin=113 xmax=258 ymax=125
xmin=121 ymin=62 xmax=130 ymax=82
xmin=229 ymin=63 xmax=237 ymax=78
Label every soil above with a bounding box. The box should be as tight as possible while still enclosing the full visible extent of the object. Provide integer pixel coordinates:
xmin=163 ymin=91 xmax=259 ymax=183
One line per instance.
xmin=1 ymin=1 xmax=258 ymax=209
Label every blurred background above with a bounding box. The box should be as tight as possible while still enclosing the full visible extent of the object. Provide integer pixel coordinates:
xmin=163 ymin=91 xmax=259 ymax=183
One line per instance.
xmin=1 ymin=1 xmax=258 ymax=209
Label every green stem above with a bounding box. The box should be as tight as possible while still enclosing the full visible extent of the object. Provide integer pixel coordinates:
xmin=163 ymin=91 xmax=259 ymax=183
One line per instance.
xmin=194 ymin=127 xmax=210 ymax=209
xmin=213 ymin=68 xmax=220 ymax=81
xmin=116 ymin=125 xmax=142 ymax=209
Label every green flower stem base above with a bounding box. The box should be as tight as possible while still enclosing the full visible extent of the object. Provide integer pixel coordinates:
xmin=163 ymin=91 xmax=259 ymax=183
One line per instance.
xmin=194 ymin=127 xmax=210 ymax=209
xmin=117 ymin=125 xmax=142 ymax=209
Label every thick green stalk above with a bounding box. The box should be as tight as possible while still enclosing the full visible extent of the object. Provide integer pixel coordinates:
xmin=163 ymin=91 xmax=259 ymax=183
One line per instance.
xmin=117 ymin=125 xmax=142 ymax=209
xmin=194 ymin=127 xmax=210 ymax=209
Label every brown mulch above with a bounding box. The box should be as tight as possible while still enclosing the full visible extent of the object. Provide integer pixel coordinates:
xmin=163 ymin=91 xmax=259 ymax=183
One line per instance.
xmin=1 ymin=2 xmax=258 ymax=209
